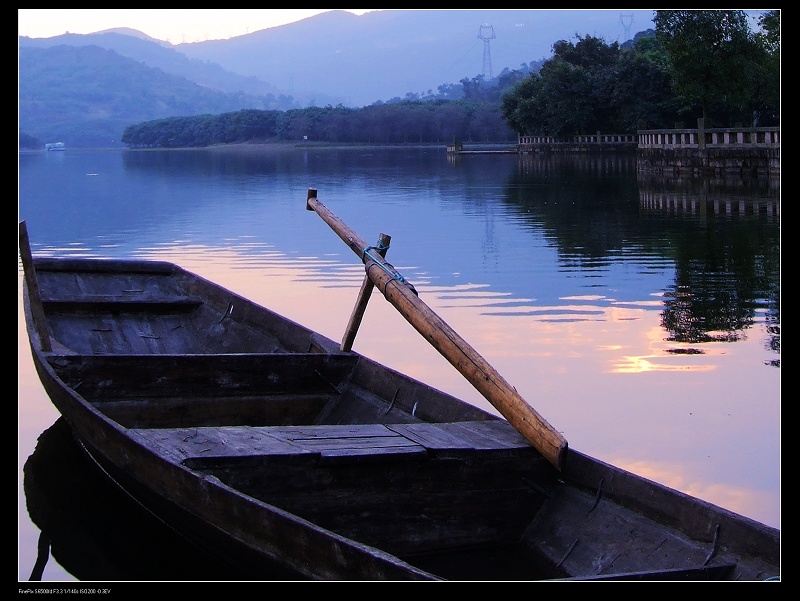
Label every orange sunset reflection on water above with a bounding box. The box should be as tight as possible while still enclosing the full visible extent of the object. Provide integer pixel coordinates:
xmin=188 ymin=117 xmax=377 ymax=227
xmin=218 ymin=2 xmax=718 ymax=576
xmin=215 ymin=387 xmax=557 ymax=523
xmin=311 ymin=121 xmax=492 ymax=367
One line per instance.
xmin=19 ymin=244 xmax=780 ymax=531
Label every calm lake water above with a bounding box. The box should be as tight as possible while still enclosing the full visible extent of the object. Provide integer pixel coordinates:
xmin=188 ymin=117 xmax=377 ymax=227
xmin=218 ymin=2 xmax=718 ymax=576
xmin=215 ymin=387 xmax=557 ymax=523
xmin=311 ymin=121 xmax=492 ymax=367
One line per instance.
xmin=18 ymin=145 xmax=780 ymax=582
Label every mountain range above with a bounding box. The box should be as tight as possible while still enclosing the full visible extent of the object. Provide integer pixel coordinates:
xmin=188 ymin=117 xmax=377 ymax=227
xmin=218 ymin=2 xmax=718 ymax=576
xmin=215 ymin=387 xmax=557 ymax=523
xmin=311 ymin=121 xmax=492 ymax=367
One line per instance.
xmin=172 ymin=9 xmax=655 ymax=106
xmin=19 ymin=9 xmax=656 ymax=148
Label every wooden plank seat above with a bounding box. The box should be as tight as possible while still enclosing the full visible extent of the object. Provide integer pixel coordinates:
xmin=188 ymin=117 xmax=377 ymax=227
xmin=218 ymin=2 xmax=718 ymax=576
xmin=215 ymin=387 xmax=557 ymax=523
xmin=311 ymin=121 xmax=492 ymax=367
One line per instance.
xmin=129 ymin=420 xmax=534 ymax=467
xmin=33 ymin=258 xmax=200 ymax=313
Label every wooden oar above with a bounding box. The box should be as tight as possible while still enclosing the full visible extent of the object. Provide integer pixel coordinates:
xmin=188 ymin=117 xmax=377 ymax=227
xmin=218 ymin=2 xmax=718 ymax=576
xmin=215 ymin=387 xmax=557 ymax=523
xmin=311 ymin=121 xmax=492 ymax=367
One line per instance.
xmin=306 ymin=188 xmax=568 ymax=470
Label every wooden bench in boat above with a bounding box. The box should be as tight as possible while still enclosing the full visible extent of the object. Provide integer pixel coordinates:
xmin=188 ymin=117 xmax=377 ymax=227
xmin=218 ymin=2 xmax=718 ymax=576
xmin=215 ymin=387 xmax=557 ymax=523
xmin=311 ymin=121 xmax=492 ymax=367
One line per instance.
xmin=33 ymin=258 xmax=202 ymax=312
xmin=124 ymin=420 xmax=555 ymax=564
xmin=128 ymin=420 xmax=534 ymax=467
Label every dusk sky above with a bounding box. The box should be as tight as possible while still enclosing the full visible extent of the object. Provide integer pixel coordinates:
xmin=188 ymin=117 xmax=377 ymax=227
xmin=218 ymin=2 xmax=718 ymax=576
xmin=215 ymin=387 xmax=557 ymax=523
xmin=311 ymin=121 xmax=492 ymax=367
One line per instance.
xmin=18 ymin=9 xmax=376 ymax=44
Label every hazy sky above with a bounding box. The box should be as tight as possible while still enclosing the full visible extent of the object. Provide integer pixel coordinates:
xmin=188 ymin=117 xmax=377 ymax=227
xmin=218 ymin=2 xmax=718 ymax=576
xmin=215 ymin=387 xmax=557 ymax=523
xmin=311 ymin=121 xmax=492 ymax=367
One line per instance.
xmin=17 ymin=9 xmax=377 ymax=44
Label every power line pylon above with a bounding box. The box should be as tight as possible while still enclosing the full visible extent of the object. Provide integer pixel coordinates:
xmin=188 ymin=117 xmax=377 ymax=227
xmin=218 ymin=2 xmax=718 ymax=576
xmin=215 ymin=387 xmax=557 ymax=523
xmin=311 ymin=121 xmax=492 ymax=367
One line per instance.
xmin=478 ymin=24 xmax=496 ymax=80
xmin=620 ymin=13 xmax=634 ymax=41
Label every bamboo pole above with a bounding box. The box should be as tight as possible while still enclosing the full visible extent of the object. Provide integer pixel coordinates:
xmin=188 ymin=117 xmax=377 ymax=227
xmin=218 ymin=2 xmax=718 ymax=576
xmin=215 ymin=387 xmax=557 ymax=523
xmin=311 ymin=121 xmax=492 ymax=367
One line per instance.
xmin=341 ymin=232 xmax=391 ymax=352
xmin=306 ymin=188 xmax=567 ymax=470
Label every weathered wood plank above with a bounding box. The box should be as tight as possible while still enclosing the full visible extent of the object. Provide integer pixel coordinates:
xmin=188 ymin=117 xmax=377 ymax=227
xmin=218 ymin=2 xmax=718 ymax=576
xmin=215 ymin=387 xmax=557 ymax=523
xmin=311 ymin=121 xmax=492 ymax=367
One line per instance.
xmin=131 ymin=425 xmax=313 ymax=463
xmin=389 ymin=421 xmax=531 ymax=451
xmin=130 ymin=422 xmax=537 ymax=466
xmin=32 ymin=256 xmax=177 ymax=274
xmin=319 ymin=445 xmax=428 ymax=464
xmin=94 ymin=393 xmax=333 ymax=429
xmin=443 ymin=420 xmax=531 ymax=449
xmin=267 ymin=424 xmax=394 ymax=440
xmin=41 ymin=295 xmax=203 ymax=312
xmin=52 ymin=353 xmax=358 ymax=399
xmin=388 ymin=422 xmax=486 ymax=450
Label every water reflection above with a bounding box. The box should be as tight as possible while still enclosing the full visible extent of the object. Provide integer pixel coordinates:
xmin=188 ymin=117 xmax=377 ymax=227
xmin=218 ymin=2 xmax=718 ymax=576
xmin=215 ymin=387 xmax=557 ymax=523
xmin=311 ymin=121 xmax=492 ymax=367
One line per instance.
xmin=637 ymin=174 xmax=780 ymax=360
xmin=503 ymin=157 xmax=780 ymax=366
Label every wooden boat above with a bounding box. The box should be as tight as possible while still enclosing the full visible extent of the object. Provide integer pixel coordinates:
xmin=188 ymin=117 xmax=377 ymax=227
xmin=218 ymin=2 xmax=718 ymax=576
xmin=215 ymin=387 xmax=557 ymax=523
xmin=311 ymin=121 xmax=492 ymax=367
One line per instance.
xmin=19 ymin=190 xmax=780 ymax=581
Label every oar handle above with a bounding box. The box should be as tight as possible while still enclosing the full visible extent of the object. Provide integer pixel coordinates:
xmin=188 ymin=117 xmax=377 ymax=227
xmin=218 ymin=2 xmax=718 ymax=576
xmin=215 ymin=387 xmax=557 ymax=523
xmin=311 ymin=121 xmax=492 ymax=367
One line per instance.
xmin=306 ymin=189 xmax=567 ymax=470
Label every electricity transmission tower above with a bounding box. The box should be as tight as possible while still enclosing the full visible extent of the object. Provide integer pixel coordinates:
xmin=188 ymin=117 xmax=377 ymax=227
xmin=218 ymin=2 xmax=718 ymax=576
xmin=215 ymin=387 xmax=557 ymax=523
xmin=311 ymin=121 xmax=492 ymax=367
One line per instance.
xmin=478 ymin=24 xmax=496 ymax=80
xmin=620 ymin=13 xmax=634 ymax=41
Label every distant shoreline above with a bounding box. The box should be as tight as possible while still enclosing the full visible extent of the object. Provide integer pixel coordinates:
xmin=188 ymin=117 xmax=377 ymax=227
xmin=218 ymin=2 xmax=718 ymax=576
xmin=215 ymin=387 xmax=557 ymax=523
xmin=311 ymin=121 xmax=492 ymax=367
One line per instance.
xmin=20 ymin=141 xmax=466 ymax=153
xmin=20 ymin=141 xmax=525 ymax=153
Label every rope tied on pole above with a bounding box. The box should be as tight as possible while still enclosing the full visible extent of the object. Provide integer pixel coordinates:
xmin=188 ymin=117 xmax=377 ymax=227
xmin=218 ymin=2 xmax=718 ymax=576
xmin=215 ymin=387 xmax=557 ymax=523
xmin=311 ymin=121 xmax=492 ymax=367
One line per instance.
xmin=362 ymin=247 xmax=417 ymax=295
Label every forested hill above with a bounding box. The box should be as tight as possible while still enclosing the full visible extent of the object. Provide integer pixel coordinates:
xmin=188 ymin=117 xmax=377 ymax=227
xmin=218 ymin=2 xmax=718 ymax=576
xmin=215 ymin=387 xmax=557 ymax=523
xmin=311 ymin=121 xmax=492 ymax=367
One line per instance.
xmin=18 ymin=31 xmax=300 ymax=106
xmin=18 ymin=44 xmax=297 ymax=149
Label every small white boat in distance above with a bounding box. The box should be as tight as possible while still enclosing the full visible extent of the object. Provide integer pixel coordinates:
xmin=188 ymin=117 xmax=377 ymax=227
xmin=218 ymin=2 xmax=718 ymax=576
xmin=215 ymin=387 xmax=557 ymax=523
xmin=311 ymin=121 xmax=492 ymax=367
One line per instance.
xmin=45 ymin=142 xmax=65 ymax=151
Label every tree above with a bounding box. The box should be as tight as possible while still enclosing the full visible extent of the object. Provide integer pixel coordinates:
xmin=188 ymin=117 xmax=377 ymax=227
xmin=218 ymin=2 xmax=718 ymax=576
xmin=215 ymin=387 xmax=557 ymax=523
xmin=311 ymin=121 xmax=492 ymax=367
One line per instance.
xmin=751 ymin=10 xmax=780 ymax=125
xmin=608 ymin=35 xmax=684 ymax=131
xmin=654 ymin=10 xmax=761 ymax=123
xmin=501 ymin=76 xmax=547 ymax=136
xmin=501 ymin=34 xmax=679 ymax=137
